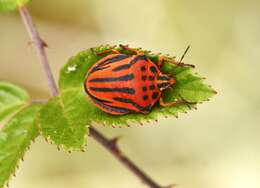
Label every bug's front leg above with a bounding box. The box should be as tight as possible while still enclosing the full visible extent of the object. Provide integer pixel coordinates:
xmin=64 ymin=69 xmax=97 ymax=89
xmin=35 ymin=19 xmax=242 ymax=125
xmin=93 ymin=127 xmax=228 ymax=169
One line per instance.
xmin=159 ymin=97 xmax=196 ymax=107
xmin=96 ymin=48 xmax=121 ymax=56
xmin=157 ymin=56 xmax=195 ymax=68
xmin=119 ymin=44 xmax=142 ymax=55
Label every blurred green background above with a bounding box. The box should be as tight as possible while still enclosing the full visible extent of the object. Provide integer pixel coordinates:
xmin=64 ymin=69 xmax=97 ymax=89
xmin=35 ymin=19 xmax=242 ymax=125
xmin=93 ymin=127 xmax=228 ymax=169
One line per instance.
xmin=1 ymin=0 xmax=260 ymax=187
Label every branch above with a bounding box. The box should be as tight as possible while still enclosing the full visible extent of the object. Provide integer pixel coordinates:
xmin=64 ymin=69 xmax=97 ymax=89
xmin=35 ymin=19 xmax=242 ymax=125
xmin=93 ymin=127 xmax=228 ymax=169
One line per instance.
xmin=90 ymin=127 xmax=173 ymax=188
xmin=18 ymin=6 xmax=59 ymax=97
xmin=18 ymin=5 xmax=168 ymax=188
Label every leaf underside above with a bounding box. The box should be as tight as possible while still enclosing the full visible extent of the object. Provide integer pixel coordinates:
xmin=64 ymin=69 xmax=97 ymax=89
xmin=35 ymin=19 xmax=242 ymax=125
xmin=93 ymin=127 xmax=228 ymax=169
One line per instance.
xmin=0 ymin=104 xmax=41 ymax=188
xmin=59 ymin=45 xmax=216 ymax=126
xmin=0 ymin=0 xmax=31 ymax=12
xmin=0 ymin=81 xmax=29 ymax=123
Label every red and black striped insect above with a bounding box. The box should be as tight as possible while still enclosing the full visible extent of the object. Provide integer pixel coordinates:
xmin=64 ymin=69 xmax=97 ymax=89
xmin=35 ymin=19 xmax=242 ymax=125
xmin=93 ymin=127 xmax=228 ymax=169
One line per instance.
xmin=84 ymin=45 xmax=194 ymax=115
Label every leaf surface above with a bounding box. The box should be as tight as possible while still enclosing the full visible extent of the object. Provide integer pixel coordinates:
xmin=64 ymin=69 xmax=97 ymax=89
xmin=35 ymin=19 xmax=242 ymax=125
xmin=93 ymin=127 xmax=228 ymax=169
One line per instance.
xmin=58 ymin=45 xmax=216 ymax=127
xmin=0 ymin=0 xmax=31 ymax=12
xmin=0 ymin=82 xmax=29 ymax=123
xmin=0 ymin=104 xmax=41 ymax=188
xmin=39 ymin=95 xmax=88 ymax=151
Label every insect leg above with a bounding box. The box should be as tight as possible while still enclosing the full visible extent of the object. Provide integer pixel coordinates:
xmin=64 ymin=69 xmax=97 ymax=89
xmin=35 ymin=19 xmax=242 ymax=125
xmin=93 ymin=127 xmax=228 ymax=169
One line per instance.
xmin=170 ymin=60 xmax=195 ymax=68
xmin=157 ymin=56 xmax=195 ymax=68
xmin=119 ymin=44 xmax=142 ymax=55
xmin=159 ymin=97 xmax=196 ymax=107
xmin=96 ymin=49 xmax=121 ymax=56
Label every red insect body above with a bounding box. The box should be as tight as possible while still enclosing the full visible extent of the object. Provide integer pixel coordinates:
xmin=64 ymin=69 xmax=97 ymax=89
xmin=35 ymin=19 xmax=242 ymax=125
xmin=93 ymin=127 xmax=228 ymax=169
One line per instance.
xmin=84 ymin=46 xmax=181 ymax=115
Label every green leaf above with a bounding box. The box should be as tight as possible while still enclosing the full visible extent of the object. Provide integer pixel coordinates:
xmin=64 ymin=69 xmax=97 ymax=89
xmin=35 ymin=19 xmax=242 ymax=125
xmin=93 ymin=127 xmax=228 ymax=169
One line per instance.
xmin=59 ymin=45 xmax=216 ymax=127
xmin=0 ymin=0 xmax=31 ymax=12
xmin=161 ymin=63 xmax=216 ymax=103
xmin=0 ymin=104 xmax=42 ymax=188
xmin=0 ymin=82 xmax=29 ymax=123
xmin=38 ymin=95 xmax=88 ymax=151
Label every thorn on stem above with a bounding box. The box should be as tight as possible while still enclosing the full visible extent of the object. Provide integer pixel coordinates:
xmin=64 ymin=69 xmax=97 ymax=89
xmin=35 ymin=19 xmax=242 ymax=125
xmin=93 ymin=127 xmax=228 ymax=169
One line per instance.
xmin=41 ymin=38 xmax=48 ymax=48
xmin=109 ymin=136 xmax=121 ymax=153
xmin=110 ymin=136 xmax=121 ymax=146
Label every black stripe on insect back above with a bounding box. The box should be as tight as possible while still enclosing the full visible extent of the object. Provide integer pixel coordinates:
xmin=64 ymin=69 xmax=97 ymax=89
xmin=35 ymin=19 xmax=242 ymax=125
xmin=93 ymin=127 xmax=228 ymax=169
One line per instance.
xmin=89 ymin=54 xmax=130 ymax=74
xmin=92 ymin=97 xmax=131 ymax=114
xmin=112 ymin=55 xmax=148 ymax=72
xmin=148 ymin=76 xmax=155 ymax=81
xmin=149 ymin=85 xmax=155 ymax=90
xmin=140 ymin=66 xmax=146 ymax=71
xmin=150 ymin=66 xmax=157 ymax=73
xmin=152 ymin=92 xmax=159 ymax=99
xmin=99 ymin=54 xmax=130 ymax=66
xmin=84 ymin=81 xmax=113 ymax=104
xmin=141 ymin=75 xmax=147 ymax=81
xmin=89 ymin=74 xmax=134 ymax=82
xmin=89 ymin=87 xmax=135 ymax=94
xmin=88 ymin=92 xmax=112 ymax=104
xmin=113 ymin=97 xmax=152 ymax=112
xmin=89 ymin=65 xmax=110 ymax=74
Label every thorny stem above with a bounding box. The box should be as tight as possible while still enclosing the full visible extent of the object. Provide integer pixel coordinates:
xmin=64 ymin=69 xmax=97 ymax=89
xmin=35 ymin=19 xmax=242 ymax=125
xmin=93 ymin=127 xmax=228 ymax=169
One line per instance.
xmin=18 ymin=5 xmax=167 ymax=188
xmin=90 ymin=127 xmax=171 ymax=188
xmin=19 ymin=6 xmax=59 ymax=97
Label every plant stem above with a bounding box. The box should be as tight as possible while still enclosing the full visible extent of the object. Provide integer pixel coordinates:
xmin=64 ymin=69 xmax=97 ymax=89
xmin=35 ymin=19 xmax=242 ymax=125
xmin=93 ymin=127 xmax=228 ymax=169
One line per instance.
xmin=18 ymin=5 xmax=166 ymax=188
xmin=18 ymin=6 xmax=59 ymax=97
xmin=90 ymin=127 xmax=166 ymax=188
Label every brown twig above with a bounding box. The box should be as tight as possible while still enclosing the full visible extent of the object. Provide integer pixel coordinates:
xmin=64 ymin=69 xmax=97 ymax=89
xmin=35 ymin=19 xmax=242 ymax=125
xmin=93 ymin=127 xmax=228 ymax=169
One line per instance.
xmin=89 ymin=127 xmax=169 ymax=188
xmin=18 ymin=5 xmax=167 ymax=188
xmin=18 ymin=6 xmax=58 ymax=97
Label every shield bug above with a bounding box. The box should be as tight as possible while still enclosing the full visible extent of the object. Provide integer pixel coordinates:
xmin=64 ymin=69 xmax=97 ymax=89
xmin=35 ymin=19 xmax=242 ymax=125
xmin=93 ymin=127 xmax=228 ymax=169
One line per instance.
xmin=84 ymin=45 xmax=194 ymax=115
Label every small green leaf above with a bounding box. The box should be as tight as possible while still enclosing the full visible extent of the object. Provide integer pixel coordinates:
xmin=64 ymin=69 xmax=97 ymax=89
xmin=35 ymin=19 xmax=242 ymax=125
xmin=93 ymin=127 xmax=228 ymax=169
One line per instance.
xmin=161 ymin=64 xmax=216 ymax=103
xmin=0 ymin=82 xmax=29 ymax=123
xmin=59 ymin=45 xmax=216 ymax=127
xmin=0 ymin=0 xmax=31 ymax=12
xmin=39 ymin=95 xmax=88 ymax=151
xmin=0 ymin=104 xmax=42 ymax=188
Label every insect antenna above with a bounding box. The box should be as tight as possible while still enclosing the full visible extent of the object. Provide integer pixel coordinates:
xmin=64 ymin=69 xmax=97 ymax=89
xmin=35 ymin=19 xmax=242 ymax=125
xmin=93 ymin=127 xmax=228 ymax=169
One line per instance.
xmin=179 ymin=45 xmax=190 ymax=63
